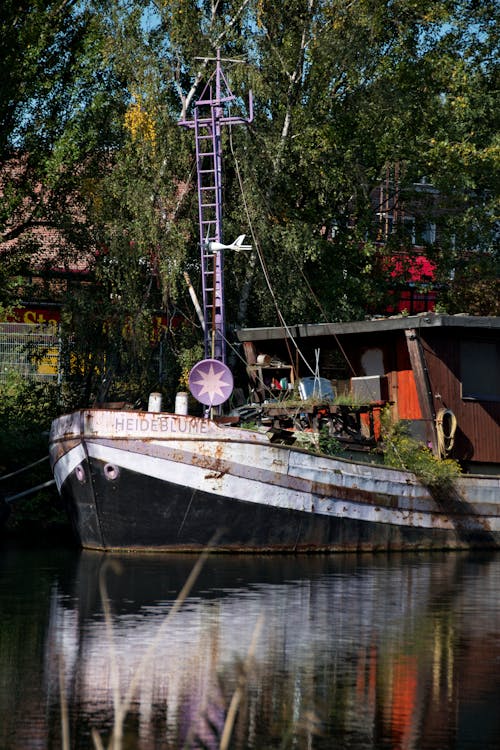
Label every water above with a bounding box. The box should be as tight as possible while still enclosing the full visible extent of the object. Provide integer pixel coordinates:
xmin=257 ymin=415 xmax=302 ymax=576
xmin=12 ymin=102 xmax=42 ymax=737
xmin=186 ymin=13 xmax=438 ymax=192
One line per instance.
xmin=1 ymin=541 xmax=500 ymax=749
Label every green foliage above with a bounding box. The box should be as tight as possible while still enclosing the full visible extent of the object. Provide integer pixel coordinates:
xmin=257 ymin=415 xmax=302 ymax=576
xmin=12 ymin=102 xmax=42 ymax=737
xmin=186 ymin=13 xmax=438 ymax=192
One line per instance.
xmin=380 ymin=409 xmax=462 ymax=490
xmin=318 ymin=425 xmax=342 ymax=457
xmin=1 ymin=0 xmax=498 ymax=407
xmin=0 ymin=1 xmax=90 ymax=154
xmin=0 ymin=373 xmax=59 ymax=466
xmin=224 ymin=0 xmax=499 ymax=323
xmin=0 ymin=374 xmax=64 ymax=531
xmin=333 ymin=393 xmax=369 ymax=408
xmin=60 ymin=278 xmax=162 ymax=407
xmin=439 ymin=250 xmax=500 ymax=316
xmin=177 ymin=342 xmax=204 ymax=390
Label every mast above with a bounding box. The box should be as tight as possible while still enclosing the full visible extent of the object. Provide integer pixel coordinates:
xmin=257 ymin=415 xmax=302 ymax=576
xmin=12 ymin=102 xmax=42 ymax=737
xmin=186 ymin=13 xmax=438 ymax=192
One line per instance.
xmin=179 ymin=51 xmax=253 ymax=364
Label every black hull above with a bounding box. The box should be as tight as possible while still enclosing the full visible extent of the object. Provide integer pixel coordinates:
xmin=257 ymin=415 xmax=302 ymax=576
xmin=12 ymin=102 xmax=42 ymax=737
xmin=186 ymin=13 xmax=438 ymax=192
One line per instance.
xmin=60 ymin=456 xmax=498 ymax=553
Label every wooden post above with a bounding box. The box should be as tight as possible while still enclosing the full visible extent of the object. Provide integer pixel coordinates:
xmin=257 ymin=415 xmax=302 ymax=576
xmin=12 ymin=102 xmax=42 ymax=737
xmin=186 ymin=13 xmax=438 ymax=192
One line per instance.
xmin=405 ymin=329 xmax=439 ymax=454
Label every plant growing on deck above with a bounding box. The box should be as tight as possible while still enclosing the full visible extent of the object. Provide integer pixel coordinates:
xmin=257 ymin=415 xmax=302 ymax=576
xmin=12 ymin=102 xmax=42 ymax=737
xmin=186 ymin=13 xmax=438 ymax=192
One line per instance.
xmin=380 ymin=409 xmax=461 ymax=489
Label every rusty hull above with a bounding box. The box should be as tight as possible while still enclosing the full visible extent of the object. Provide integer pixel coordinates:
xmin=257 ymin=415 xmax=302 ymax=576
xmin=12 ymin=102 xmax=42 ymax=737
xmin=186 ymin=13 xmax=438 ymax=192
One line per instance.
xmin=49 ymin=409 xmax=500 ymax=552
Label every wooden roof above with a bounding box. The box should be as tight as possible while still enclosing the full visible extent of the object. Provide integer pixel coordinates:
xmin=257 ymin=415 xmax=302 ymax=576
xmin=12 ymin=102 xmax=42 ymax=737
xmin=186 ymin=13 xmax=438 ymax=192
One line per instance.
xmin=237 ymin=314 xmax=500 ymax=343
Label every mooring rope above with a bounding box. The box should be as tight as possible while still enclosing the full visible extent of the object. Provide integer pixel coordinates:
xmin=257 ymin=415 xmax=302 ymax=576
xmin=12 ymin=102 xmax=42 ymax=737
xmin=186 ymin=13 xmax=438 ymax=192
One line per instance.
xmin=436 ymin=408 xmax=457 ymax=458
xmin=0 ymin=455 xmax=49 ymax=482
xmin=5 ymin=479 xmax=56 ymax=504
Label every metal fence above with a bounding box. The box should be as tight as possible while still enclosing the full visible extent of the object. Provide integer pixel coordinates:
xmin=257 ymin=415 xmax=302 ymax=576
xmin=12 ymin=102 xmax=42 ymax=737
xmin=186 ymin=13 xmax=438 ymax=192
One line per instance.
xmin=0 ymin=322 xmax=61 ymax=382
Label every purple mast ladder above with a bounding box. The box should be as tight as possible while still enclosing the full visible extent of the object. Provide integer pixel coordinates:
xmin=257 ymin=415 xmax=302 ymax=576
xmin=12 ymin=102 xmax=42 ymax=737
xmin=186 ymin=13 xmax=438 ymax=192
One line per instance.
xmin=179 ymin=51 xmax=252 ymax=364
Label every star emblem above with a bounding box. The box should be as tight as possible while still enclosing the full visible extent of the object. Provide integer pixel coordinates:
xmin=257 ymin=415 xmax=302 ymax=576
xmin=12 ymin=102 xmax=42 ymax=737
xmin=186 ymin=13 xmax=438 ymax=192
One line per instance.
xmin=189 ymin=359 xmax=234 ymax=406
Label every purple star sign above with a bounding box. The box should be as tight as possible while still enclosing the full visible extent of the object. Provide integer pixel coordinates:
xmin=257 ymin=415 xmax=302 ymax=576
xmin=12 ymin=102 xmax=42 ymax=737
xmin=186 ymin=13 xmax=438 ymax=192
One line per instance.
xmin=189 ymin=359 xmax=234 ymax=406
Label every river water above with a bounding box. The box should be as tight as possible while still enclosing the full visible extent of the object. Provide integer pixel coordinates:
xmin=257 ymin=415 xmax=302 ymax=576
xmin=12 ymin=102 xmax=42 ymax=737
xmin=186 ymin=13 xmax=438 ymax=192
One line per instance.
xmin=1 ymin=540 xmax=500 ymax=750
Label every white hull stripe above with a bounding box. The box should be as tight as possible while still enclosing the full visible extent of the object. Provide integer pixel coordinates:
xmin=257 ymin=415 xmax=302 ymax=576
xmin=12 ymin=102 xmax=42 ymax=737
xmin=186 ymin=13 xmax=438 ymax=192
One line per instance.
xmin=51 ymin=442 xmax=499 ymax=533
xmin=53 ymin=443 xmax=86 ymax=493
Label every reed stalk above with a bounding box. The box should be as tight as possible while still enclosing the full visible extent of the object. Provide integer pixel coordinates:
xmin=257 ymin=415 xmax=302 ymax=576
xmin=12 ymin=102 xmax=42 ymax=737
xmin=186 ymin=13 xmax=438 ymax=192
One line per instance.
xmin=219 ymin=613 xmax=264 ymax=750
xmin=59 ymin=655 xmax=70 ymax=750
xmin=92 ymin=542 xmax=217 ymax=750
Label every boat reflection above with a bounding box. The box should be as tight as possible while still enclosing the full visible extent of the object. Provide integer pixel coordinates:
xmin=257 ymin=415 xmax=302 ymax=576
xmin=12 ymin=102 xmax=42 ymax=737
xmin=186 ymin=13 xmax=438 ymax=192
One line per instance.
xmin=44 ymin=551 xmax=500 ymax=749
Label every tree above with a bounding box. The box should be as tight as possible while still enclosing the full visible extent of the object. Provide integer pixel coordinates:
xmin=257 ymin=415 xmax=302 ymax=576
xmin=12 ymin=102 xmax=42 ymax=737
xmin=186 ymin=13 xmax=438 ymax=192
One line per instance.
xmin=1 ymin=0 xmax=497 ymax=407
xmin=0 ymin=1 xmax=123 ymax=301
xmin=230 ymin=0 xmax=499 ymax=322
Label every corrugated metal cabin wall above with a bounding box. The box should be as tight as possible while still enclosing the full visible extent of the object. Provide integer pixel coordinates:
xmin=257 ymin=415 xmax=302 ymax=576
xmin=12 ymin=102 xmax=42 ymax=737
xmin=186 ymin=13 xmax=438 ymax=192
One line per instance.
xmin=420 ymin=329 xmax=500 ymax=465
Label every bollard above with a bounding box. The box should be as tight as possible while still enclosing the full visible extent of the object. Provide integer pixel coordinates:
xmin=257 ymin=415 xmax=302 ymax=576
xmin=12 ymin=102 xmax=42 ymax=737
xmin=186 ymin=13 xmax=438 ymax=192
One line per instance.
xmin=148 ymin=392 xmax=163 ymax=413
xmin=175 ymin=391 xmax=189 ymax=415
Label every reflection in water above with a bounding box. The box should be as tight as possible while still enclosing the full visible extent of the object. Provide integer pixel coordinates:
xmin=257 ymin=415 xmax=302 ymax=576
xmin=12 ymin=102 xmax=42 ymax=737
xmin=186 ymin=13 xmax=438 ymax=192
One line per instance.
xmin=1 ymin=546 xmax=500 ymax=749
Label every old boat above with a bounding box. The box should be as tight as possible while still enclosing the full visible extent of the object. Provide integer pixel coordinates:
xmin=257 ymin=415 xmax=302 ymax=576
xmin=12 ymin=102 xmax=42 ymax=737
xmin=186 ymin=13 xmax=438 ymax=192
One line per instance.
xmin=49 ymin=57 xmax=500 ymax=553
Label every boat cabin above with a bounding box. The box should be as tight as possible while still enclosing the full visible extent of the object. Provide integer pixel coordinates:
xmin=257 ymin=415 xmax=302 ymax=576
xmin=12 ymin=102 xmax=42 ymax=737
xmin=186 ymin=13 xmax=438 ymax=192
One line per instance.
xmin=237 ymin=314 xmax=500 ymax=474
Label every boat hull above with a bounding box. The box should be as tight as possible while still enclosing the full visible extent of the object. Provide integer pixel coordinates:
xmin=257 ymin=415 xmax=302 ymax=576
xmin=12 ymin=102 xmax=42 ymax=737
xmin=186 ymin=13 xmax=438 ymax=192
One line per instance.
xmin=49 ymin=409 xmax=500 ymax=553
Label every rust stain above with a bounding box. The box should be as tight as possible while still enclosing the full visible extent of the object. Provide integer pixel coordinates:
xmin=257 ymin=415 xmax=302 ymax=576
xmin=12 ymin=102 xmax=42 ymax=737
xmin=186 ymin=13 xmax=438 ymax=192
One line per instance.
xmin=51 ymin=439 xmax=80 ymax=461
xmin=189 ymin=444 xmax=229 ymax=481
xmin=204 ymin=470 xmax=227 ymax=480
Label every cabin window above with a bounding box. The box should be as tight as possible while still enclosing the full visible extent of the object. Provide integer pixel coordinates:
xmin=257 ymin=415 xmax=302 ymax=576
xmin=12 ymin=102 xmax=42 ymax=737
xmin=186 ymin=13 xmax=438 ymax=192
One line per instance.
xmin=460 ymin=340 xmax=500 ymax=401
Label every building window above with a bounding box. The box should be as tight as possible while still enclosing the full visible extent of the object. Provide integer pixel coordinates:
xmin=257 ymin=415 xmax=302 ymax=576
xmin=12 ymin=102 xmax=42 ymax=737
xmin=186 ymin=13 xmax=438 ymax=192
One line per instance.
xmin=460 ymin=340 xmax=500 ymax=401
xmin=401 ymin=217 xmax=436 ymax=246
xmin=417 ymin=221 xmax=436 ymax=245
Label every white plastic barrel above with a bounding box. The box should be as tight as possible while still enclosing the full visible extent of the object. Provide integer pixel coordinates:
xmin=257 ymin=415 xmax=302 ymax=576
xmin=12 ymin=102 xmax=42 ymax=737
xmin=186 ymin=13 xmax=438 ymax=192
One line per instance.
xmin=175 ymin=391 xmax=189 ymax=415
xmin=148 ymin=392 xmax=163 ymax=413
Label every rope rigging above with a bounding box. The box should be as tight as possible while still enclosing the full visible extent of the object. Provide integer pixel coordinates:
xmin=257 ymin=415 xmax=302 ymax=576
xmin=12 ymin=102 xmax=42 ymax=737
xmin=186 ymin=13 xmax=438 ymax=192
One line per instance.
xmin=227 ymin=125 xmax=357 ymax=380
